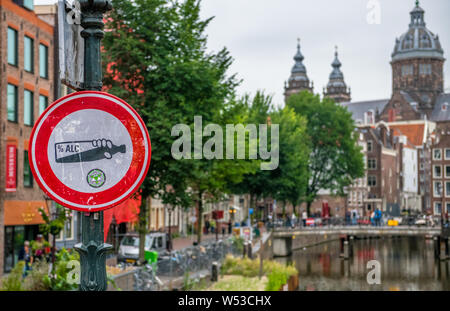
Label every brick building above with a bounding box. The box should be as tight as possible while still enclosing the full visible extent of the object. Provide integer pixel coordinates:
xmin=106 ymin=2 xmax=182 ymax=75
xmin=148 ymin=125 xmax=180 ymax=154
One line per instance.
xmin=342 ymin=2 xmax=448 ymax=216
xmin=430 ymin=122 xmax=450 ymax=217
xmin=356 ymin=124 xmax=399 ymax=216
xmin=0 ymin=0 xmax=55 ymax=273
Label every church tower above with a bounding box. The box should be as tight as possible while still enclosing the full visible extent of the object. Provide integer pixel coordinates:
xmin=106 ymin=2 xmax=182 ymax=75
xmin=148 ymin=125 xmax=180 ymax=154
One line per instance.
xmin=284 ymin=39 xmax=313 ymax=101
xmin=391 ymin=0 xmax=445 ymax=116
xmin=323 ymin=46 xmax=351 ymax=103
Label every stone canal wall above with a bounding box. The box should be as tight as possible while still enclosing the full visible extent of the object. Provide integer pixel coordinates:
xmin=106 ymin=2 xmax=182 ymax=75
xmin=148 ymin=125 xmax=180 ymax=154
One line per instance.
xmin=273 ymin=233 xmax=340 ymax=257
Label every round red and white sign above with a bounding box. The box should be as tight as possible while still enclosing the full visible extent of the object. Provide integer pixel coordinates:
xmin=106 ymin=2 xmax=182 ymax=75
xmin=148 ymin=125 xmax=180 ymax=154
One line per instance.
xmin=29 ymin=91 xmax=151 ymax=212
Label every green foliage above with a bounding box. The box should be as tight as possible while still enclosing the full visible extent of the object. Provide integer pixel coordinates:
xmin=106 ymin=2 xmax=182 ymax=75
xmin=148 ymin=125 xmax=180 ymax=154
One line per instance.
xmin=0 ymin=261 xmax=25 ymax=291
xmin=265 ymin=265 xmax=297 ymax=291
xmin=286 ymin=91 xmax=365 ymax=213
xmin=103 ymin=0 xmax=255 ymax=246
xmin=23 ymin=261 xmax=50 ymax=291
xmin=270 ymin=107 xmax=309 ymax=208
xmin=220 ymin=255 xmax=298 ymax=285
xmin=230 ymin=236 xmax=244 ymax=253
xmin=38 ymin=204 xmax=70 ymax=237
xmin=42 ymin=248 xmax=79 ymax=291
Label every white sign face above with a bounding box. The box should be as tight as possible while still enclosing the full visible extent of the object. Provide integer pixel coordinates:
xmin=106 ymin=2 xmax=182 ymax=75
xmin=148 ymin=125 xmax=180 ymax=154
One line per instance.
xmin=29 ymin=91 xmax=151 ymax=212
xmin=48 ymin=109 xmax=133 ymax=193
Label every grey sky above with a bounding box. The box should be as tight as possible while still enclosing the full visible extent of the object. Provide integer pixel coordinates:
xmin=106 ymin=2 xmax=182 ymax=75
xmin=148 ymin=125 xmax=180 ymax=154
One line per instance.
xmin=36 ymin=0 xmax=450 ymax=107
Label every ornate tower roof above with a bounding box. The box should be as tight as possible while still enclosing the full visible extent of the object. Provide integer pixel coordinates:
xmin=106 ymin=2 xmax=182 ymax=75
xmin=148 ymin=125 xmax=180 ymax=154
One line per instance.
xmin=392 ymin=1 xmax=444 ymax=62
xmin=323 ymin=47 xmax=351 ymax=103
xmin=284 ymin=39 xmax=313 ymax=101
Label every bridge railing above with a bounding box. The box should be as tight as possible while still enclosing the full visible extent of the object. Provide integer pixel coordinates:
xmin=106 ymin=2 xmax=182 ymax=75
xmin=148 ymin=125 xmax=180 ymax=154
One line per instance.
xmin=268 ymin=215 xmax=443 ymax=230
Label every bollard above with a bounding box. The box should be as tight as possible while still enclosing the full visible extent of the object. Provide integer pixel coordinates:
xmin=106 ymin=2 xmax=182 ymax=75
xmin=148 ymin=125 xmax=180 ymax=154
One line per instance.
xmin=211 ymin=262 xmax=219 ymax=282
xmin=247 ymin=242 xmax=253 ymax=259
xmin=243 ymin=242 xmax=248 ymax=258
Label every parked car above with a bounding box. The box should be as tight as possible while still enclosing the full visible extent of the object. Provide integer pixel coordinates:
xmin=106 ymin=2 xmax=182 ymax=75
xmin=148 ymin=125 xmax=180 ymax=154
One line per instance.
xmin=118 ymin=232 xmax=168 ymax=264
xmin=415 ymin=216 xmax=427 ymax=227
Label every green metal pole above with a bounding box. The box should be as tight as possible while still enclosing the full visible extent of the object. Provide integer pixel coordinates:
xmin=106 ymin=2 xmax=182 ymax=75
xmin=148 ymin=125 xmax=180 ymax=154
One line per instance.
xmin=74 ymin=0 xmax=112 ymax=291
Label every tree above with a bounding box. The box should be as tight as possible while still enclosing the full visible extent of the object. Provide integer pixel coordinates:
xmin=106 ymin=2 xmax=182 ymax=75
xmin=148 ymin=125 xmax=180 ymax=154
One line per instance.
xmin=269 ymin=107 xmax=309 ymax=215
xmin=286 ymin=91 xmax=365 ymax=215
xmin=103 ymin=0 xmax=244 ymax=258
xmin=228 ymin=92 xmax=275 ymax=213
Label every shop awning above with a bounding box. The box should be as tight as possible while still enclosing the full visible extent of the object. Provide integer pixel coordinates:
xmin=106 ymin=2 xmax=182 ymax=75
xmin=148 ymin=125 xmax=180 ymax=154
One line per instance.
xmin=4 ymin=201 xmax=49 ymax=226
xmin=104 ymin=196 xmax=141 ymax=241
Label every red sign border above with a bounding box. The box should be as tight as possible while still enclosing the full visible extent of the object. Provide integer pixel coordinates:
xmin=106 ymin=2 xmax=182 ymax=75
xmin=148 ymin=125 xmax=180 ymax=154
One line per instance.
xmin=29 ymin=91 xmax=151 ymax=212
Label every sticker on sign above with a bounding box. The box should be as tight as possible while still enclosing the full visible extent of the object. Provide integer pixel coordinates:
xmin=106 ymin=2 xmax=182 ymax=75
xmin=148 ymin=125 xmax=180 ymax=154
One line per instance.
xmin=29 ymin=91 xmax=151 ymax=212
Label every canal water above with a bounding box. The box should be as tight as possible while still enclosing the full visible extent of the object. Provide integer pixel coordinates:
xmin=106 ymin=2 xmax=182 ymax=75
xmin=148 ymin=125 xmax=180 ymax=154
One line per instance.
xmin=275 ymin=237 xmax=450 ymax=291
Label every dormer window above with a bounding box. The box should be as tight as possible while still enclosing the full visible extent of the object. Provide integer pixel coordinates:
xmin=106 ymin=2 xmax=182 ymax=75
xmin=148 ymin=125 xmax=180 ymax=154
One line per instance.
xmin=402 ymin=65 xmax=413 ymax=76
xmin=419 ymin=63 xmax=432 ymax=75
xmin=443 ymin=102 xmax=449 ymax=112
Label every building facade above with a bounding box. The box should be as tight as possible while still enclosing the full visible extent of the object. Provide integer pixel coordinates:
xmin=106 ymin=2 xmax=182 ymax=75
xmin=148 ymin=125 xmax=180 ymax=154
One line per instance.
xmin=0 ymin=0 xmax=55 ymax=273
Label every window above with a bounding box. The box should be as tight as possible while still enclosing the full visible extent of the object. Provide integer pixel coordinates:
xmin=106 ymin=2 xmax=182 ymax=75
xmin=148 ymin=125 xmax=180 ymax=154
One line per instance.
xmin=420 ymin=162 xmax=424 ymax=170
xmin=368 ymin=159 xmax=376 ymax=170
xmin=368 ymin=176 xmax=377 ymax=187
xmin=434 ymin=181 xmax=443 ymax=197
xmin=23 ymin=151 xmax=33 ymax=187
xmin=56 ymin=207 xmax=74 ymax=241
xmin=39 ymin=44 xmax=48 ymax=78
xmin=367 ymin=141 xmax=373 ymax=152
xmin=435 ymin=202 xmax=442 ymax=215
xmin=24 ymin=90 xmax=34 ymax=126
xmin=433 ymin=165 xmax=442 ymax=178
xmin=24 ymin=36 xmax=34 ymax=72
xmin=7 ymin=27 xmax=17 ymax=66
xmin=402 ymin=65 xmax=413 ymax=76
xmin=446 ymin=203 xmax=450 ymax=215
xmin=64 ymin=217 xmax=73 ymax=240
xmin=419 ymin=64 xmax=432 ymax=75
xmin=433 ymin=149 xmax=442 ymax=161
xmin=445 ymin=149 xmax=450 ymax=160
xmin=7 ymin=84 xmax=18 ymax=122
xmin=419 ymin=149 xmax=424 ymax=158
xmin=446 ymin=182 xmax=450 ymax=198
xmin=39 ymin=95 xmax=48 ymax=116
xmin=23 ymin=0 xmax=34 ymax=10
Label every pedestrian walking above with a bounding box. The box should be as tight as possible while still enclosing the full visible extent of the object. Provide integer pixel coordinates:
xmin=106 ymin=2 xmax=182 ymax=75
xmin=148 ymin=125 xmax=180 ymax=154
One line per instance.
xmin=210 ymin=219 xmax=216 ymax=234
xmin=205 ymin=218 xmax=210 ymax=234
xmin=18 ymin=241 xmax=33 ymax=278
xmin=291 ymin=213 xmax=297 ymax=228
xmin=302 ymin=210 xmax=307 ymax=227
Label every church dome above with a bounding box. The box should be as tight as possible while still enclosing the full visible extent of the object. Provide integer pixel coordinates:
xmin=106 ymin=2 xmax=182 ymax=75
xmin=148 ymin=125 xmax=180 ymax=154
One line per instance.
xmin=391 ymin=1 xmax=444 ymax=62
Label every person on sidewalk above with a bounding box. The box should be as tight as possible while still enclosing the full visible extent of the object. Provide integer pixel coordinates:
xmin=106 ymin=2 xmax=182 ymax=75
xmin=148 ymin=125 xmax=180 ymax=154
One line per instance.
xmin=205 ymin=218 xmax=210 ymax=234
xmin=210 ymin=219 xmax=216 ymax=234
xmin=302 ymin=210 xmax=307 ymax=227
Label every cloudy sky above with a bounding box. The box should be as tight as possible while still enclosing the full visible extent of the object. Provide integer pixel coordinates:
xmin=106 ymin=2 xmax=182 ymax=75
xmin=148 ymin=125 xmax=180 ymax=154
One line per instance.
xmin=36 ymin=0 xmax=450 ymax=107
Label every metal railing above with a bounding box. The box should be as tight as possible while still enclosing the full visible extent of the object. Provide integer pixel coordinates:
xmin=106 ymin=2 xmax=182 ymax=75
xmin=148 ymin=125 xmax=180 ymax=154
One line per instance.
xmin=269 ymin=215 xmax=443 ymax=230
xmin=132 ymin=238 xmax=242 ymax=291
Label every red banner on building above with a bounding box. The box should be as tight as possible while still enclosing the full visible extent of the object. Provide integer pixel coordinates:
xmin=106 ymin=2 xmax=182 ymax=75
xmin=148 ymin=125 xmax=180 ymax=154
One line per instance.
xmin=5 ymin=144 xmax=17 ymax=192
